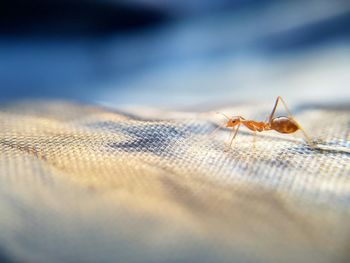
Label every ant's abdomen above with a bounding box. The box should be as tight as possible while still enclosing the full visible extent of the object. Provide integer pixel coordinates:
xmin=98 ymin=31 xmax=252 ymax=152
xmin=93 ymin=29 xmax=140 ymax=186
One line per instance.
xmin=271 ymin=116 xmax=299 ymax=134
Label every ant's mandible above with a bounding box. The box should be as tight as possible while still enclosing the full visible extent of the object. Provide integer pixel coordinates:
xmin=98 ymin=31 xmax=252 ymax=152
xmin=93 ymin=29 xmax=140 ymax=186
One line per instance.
xmin=217 ymin=96 xmax=312 ymax=147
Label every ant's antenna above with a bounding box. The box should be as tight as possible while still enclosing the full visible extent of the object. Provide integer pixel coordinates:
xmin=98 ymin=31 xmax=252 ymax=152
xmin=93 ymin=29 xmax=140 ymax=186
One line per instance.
xmin=216 ymin=112 xmax=230 ymax=120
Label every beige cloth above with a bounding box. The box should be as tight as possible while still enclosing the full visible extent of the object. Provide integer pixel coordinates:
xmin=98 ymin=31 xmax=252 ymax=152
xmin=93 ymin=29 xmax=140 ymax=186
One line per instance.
xmin=0 ymin=100 xmax=349 ymax=263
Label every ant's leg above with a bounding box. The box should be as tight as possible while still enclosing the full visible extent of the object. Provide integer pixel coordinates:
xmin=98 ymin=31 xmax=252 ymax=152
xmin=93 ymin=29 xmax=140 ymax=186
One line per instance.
xmin=278 ymin=97 xmax=313 ymax=144
xmin=268 ymin=96 xmax=299 ymax=122
xmin=227 ymin=124 xmax=241 ymax=150
xmin=269 ymin=96 xmax=313 ymax=145
xmin=225 ymin=128 xmax=235 ymax=150
xmin=268 ymin=96 xmax=281 ymax=123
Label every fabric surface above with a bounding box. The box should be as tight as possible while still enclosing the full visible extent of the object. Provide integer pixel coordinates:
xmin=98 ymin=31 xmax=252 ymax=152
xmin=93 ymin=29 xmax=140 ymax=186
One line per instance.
xmin=0 ymin=100 xmax=349 ymax=263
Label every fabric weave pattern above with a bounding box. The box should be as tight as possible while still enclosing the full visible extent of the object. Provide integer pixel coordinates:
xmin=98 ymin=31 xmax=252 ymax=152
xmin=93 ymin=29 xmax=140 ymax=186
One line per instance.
xmin=0 ymin=101 xmax=349 ymax=263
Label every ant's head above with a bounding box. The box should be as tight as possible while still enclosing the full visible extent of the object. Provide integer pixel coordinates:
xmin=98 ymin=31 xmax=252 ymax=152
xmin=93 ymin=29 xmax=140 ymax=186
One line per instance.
xmin=217 ymin=113 xmax=241 ymax=128
xmin=226 ymin=117 xmax=241 ymax=128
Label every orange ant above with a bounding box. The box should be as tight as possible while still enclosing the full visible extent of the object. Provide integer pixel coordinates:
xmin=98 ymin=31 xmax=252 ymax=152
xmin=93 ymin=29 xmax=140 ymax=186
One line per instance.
xmin=214 ymin=96 xmax=312 ymax=148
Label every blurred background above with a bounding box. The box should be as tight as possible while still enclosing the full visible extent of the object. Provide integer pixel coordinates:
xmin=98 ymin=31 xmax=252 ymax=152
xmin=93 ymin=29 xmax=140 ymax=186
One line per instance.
xmin=0 ymin=0 xmax=349 ymax=109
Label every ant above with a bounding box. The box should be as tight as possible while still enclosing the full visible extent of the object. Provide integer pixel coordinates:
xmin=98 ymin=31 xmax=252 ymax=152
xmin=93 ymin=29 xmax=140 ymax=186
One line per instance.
xmin=214 ymin=96 xmax=312 ymax=148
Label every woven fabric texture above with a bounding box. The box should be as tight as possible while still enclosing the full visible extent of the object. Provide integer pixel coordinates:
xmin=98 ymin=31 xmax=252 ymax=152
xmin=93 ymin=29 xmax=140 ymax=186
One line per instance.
xmin=0 ymin=101 xmax=349 ymax=263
